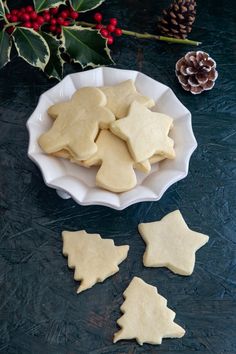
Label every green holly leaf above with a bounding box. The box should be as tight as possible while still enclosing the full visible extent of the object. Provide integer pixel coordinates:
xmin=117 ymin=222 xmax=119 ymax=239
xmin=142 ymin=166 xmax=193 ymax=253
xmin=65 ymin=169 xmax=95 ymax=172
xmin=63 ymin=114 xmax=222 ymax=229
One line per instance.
xmin=0 ymin=30 xmax=12 ymax=68
xmin=13 ymin=27 xmax=50 ymax=70
xmin=0 ymin=0 xmax=5 ymax=17
xmin=62 ymin=26 xmax=113 ymax=68
xmin=69 ymin=0 xmax=105 ymax=12
xmin=41 ymin=32 xmax=64 ymax=80
xmin=33 ymin=0 xmax=66 ymax=12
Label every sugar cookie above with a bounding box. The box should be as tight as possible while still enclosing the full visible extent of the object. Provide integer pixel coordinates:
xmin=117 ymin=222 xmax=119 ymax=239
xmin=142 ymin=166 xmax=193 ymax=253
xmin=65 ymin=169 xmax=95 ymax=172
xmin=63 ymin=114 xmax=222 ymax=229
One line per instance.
xmin=114 ymin=276 xmax=185 ymax=345
xmin=110 ymin=101 xmax=175 ymax=163
xmin=84 ymin=130 xmax=139 ymax=192
xmin=62 ymin=230 xmax=129 ymax=293
xmin=38 ymin=87 xmax=115 ymax=160
xmin=138 ymin=210 xmax=209 ymax=275
xmin=149 ymin=154 xmax=166 ymax=164
xmin=100 ymin=80 xmax=155 ymax=118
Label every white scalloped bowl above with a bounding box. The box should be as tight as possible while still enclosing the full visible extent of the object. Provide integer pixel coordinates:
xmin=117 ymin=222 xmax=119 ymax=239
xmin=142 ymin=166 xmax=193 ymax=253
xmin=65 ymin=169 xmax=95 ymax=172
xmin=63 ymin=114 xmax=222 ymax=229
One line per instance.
xmin=27 ymin=67 xmax=197 ymax=210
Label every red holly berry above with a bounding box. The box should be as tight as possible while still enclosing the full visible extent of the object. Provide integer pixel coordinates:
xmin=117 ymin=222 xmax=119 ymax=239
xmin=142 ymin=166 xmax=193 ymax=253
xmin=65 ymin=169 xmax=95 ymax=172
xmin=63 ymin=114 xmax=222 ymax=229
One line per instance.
xmin=110 ymin=18 xmax=118 ymax=26
xmin=11 ymin=9 xmax=18 ymax=16
xmin=70 ymin=11 xmax=79 ymax=19
xmin=37 ymin=16 xmax=44 ymax=25
xmin=23 ymin=22 xmax=32 ymax=28
xmin=30 ymin=11 xmax=38 ymax=20
xmin=107 ymin=35 xmax=114 ymax=45
xmin=50 ymin=7 xmax=58 ymax=15
xmin=26 ymin=6 xmax=33 ymax=13
xmin=60 ymin=10 xmax=69 ymax=18
xmin=94 ymin=12 xmax=102 ymax=23
xmin=11 ymin=15 xmax=18 ymax=22
xmin=96 ymin=24 xmax=103 ymax=30
xmin=50 ymin=18 xmax=57 ymax=25
xmin=33 ymin=23 xmax=40 ymax=31
xmin=63 ymin=21 xmax=70 ymax=26
xmin=6 ymin=13 xmax=11 ymax=20
xmin=56 ymin=26 xmax=62 ymax=34
xmin=114 ymin=28 xmax=122 ymax=36
xmin=100 ymin=28 xmax=109 ymax=38
xmin=107 ymin=24 xmax=115 ymax=33
xmin=49 ymin=25 xmax=56 ymax=32
xmin=21 ymin=13 xmax=30 ymax=22
xmin=44 ymin=13 xmax=51 ymax=22
xmin=21 ymin=8 xmax=26 ymax=13
xmin=57 ymin=17 xmax=64 ymax=25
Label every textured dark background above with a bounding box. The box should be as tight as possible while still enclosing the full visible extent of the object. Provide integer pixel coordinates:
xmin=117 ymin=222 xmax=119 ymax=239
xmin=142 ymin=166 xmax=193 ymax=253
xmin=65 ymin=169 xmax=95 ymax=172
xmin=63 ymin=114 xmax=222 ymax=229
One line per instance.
xmin=0 ymin=0 xmax=236 ymax=353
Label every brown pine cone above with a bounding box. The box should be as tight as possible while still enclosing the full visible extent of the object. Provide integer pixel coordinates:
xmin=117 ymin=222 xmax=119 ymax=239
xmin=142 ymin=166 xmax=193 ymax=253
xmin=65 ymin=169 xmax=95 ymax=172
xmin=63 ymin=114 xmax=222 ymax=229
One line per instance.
xmin=175 ymin=51 xmax=218 ymax=94
xmin=158 ymin=0 xmax=196 ymax=39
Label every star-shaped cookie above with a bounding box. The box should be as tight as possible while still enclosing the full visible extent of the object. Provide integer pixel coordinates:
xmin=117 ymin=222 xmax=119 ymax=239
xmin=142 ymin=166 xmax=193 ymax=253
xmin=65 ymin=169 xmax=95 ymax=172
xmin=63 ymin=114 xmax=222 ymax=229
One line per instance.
xmin=62 ymin=230 xmax=129 ymax=293
xmin=138 ymin=210 xmax=209 ymax=275
xmin=38 ymin=87 xmax=115 ymax=160
xmin=114 ymin=276 xmax=185 ymax=345
xmin=100 ymin=80 xmax=155 ymax=118
xmin=110 ymin=101 xmax=175 ymax=163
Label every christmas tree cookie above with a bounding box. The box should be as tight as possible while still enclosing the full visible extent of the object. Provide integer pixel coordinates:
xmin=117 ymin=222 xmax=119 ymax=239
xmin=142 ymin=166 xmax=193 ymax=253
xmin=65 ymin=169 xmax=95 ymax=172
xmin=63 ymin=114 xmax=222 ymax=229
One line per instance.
xmin=114 ymin=276 xmax=185 ymax=345
xmin=62 ymin=230 xmax=129 ymax=293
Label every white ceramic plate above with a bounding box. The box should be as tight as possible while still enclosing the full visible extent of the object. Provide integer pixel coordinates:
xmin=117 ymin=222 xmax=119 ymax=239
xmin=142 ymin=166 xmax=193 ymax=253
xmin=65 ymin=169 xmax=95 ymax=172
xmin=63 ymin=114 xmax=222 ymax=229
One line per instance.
xmin=27 ymin=67 xmax=197 ymax=210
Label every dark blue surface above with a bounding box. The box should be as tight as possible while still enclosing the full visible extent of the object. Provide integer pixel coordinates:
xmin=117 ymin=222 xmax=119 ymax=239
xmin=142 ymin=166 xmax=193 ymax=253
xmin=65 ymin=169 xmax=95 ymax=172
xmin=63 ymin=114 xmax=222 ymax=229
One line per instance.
xmin=0 ymin=0 xmax=236 ymax=353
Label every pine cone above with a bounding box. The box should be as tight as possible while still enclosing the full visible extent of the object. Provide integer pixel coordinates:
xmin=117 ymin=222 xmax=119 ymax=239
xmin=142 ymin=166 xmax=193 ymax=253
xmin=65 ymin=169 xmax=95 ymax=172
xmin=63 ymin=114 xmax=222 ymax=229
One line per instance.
xmin=175 ymin=51 xmax=218 ymax=94
xmin=158 ymin=0 xmax=196 ymax=39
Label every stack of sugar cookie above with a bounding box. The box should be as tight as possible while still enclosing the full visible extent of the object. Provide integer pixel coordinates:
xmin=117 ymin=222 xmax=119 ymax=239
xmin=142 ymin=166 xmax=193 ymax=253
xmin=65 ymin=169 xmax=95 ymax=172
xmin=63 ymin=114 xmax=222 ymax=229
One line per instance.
xmin=38 ymin=80 xmax=175 ymax=193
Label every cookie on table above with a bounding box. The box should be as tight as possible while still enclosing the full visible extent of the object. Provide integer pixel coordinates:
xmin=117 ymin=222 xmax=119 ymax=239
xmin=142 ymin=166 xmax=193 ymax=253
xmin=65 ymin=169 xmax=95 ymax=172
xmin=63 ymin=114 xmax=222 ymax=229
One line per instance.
xmin=114 ymin=276 xmax=185 ymax=345
xmin=138 ymin=210 xmax=209 ymax=275
xmin=62 ymin=230 xmax=129 ymax=293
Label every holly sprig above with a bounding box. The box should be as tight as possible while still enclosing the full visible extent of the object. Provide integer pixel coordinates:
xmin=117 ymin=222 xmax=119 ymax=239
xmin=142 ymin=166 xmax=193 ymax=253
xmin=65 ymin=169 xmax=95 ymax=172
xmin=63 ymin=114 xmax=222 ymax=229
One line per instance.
xmin=0 ymin=0 xmax=201 ymax=80
xmin=0 ymin=0 xmax=112 ymax=79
